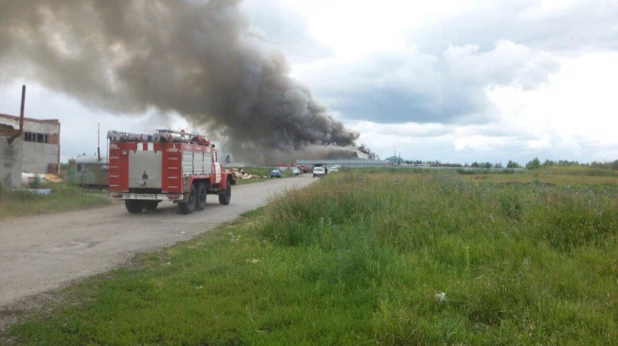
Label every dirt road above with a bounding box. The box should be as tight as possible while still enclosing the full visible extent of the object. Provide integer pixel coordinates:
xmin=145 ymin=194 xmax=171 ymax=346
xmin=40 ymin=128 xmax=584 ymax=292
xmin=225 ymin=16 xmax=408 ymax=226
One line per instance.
xmin=0 ymin=175 xmax=316 ymax=308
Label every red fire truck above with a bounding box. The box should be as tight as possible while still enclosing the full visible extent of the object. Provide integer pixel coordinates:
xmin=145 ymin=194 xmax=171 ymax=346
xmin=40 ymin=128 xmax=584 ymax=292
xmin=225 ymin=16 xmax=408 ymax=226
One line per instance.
xmin=107 ymin=129 xmax=235 ymax=214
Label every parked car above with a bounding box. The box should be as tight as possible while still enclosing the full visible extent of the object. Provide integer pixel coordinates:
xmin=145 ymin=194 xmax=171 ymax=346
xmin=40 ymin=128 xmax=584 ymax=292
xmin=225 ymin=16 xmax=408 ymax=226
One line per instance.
xmin=270 ymin=169 xmax=282 ymax=178
xmin=292 ymin=167 xmax=301 ymax=175
xmin=312 ymin=166 xmax=326 ymax=178
xmin=329 ymin=166 xmax=339 ymax=172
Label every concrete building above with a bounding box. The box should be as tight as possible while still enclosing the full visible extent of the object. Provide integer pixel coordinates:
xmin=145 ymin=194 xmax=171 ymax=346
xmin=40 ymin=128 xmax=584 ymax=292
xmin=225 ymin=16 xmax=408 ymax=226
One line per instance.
xmin=0 ymin=123 xmax=23 ymax=188
xmin=296 ymin=159 xmax=387 ymax=169
xmin=0 ymin=113 xmax=60 ymax=174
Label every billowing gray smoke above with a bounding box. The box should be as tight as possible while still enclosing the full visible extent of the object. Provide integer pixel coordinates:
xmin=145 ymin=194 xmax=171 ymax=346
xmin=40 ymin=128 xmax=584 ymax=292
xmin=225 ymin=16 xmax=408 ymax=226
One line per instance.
xmin=0 ymin=0 xmax=361 ymax=164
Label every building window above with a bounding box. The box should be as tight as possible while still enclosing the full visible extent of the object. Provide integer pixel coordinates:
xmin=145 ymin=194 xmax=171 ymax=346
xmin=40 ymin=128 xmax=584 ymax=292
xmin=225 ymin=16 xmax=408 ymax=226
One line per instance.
xmin=24 ymin=132 xmax=49 ymax=143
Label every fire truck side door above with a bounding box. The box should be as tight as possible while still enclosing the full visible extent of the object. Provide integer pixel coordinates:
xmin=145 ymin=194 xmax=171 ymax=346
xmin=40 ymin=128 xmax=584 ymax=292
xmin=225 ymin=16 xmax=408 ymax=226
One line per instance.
xmin=212 ymin=151 xmax=222 ymax=184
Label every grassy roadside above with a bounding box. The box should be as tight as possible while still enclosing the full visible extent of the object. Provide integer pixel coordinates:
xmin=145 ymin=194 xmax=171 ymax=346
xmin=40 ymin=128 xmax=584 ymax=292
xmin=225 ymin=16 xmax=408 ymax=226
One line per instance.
xmin=0 ymin=182 xmax=111 ymax=220
xmin=2 ymin=170 xmax=617 ymax=344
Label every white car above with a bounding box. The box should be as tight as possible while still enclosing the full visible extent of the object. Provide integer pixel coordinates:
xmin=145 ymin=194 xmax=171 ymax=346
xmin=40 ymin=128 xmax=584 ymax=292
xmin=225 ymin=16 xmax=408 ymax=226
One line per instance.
xmin=291 ymin=167 xmax=301 ymax=175
xmin=312 ymin=166 xmax=326 ymax=178
xmin=329 ymin=166 xmax=339 ymax=172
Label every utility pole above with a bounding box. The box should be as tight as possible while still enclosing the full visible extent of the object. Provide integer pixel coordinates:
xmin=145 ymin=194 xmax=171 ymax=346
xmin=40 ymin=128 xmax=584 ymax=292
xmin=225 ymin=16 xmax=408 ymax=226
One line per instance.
xmin=97 ymin=122 xmax=101 ymax=161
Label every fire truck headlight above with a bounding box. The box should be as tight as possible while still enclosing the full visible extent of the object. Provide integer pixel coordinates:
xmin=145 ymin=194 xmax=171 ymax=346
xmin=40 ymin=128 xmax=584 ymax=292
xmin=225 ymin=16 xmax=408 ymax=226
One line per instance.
xmin=122 ymin=150 xmax=128 ymax=155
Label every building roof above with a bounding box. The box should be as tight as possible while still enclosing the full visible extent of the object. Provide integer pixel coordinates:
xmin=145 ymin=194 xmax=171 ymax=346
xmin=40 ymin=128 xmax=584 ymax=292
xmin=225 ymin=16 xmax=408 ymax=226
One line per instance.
xmin=0 ymin=123 xmax=20 ymax=137
xmin=296 ymin=159 xmax=387 ymax=167
xmin=0 ymin=113 xmax=60 ymax=125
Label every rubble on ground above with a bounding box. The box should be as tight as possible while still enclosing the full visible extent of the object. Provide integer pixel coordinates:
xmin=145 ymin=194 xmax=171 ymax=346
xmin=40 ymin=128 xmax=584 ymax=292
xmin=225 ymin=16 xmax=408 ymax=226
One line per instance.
xmin=21 ymin=172 xmax=64 ymax=185
xmin=230 ymin=168 xmax=268 ymax=180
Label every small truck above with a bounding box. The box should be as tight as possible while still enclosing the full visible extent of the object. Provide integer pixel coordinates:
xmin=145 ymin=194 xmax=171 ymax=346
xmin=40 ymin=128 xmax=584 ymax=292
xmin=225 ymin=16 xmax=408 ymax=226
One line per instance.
xmin=107 ymin=129 xmax=235 ymax=214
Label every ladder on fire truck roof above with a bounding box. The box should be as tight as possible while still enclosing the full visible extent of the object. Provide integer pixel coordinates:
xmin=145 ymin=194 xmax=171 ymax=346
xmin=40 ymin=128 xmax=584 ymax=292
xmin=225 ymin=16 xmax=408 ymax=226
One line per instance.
xmin=107 ymin=129 xmax=205 ymax=142
xmin=155 ymin=129 xmax=201 ymax=138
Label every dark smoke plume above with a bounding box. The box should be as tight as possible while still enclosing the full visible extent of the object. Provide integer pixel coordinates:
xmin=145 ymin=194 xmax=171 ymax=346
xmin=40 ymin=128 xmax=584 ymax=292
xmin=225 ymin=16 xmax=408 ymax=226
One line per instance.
xmin=0 ymin=0 xmax=361 ymax=163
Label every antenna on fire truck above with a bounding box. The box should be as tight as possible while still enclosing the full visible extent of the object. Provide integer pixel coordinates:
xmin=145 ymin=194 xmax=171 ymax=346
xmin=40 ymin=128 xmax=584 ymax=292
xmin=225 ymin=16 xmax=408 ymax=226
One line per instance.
xmin=97 ymin=122 xmax=101 ymax=162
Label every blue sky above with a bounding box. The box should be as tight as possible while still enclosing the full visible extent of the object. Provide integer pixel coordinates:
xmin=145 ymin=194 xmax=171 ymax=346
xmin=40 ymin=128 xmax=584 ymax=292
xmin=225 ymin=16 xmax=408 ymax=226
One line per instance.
xmin=1 ymin=0 xmax=617 ymax=165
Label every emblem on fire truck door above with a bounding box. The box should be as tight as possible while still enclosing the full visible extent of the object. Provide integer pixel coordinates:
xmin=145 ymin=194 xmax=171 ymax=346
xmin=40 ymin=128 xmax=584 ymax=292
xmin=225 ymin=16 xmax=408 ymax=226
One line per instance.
xmin=140 ymin=171 xmax=148 ymax=186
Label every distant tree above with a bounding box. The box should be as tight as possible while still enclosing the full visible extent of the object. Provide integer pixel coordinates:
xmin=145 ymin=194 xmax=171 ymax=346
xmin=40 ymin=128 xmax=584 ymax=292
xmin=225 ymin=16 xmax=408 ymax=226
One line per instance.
xmin=483 ymin=162 xmax=492 ymax=169
xmin=542 ymin=159 xmax=555 ymax=167
xmin=526 ymin=157 xmax=541 ymax=170
xmin=612 ymin=160 xmax=618 ymax=170
xmin=495 ymin=162 xmax=503 ymax=169
xmin=506 ymin=160 xmax=521 ymax=169
xmin=471 ymin=161 xmax=480 ymax=168
xmin=557 ymin=160 xmax=581 ymax=167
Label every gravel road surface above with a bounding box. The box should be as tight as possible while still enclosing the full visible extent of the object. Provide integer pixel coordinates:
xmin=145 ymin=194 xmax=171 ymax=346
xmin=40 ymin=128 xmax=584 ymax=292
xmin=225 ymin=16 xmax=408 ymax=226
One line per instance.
xmin=0 ymin=175 xmax=316 ymax=308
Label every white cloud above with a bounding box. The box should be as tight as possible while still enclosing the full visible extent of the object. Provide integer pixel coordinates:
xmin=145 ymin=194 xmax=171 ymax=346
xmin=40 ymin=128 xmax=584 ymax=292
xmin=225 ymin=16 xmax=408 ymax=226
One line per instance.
xmin=289 ymin=38 xmax=559 ymax=125
xmin=443 ymin=40 xmax=560 ymax=89
xmin=347 ymin=51 xmax=618 ymax=163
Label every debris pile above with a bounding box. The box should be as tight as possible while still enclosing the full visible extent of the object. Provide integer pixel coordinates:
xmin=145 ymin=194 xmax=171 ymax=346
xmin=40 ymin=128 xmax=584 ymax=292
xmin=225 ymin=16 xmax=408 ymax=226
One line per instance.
xmin=230 ymin=168 xmax=268 ymax=180
xmin=21 ymin=173 xmax=63 ymax=185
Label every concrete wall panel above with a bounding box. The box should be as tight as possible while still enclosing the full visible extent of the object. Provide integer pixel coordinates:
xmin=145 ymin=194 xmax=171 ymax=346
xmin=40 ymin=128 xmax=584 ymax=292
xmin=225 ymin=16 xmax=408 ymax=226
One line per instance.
xmin=22 ymin=142 xmax=58 ymax=174
xmin=0 ymin=116 xmax=60 ymax=174
xmin=0 ymin=136 xmax=23 ymax=188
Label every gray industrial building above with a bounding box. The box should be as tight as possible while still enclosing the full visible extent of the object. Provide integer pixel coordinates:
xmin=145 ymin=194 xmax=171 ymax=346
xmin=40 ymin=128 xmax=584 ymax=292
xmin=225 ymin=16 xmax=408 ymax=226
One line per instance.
xmin=0 ymin=113 xmax=60 ymax=174
xmin=296 ymin=159 xmax=387 ymax=169
xmin=0 ymin=123 xmax=23 ymax=188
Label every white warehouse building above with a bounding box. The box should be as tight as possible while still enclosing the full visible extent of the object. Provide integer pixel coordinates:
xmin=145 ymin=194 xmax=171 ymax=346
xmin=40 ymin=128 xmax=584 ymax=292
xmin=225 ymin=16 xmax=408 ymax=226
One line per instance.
xmin=0 ymin=113 xmax=61 ymax=174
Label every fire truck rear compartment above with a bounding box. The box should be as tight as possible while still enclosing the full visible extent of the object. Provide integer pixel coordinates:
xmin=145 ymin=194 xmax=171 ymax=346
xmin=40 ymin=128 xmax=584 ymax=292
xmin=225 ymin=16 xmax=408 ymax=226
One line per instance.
xmin=129 ymin=150 xmax=162 ymax=188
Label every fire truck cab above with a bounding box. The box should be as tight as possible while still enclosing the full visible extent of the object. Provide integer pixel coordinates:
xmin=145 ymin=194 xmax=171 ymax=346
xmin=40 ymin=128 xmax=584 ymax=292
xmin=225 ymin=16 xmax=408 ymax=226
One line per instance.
xmin=107 ymin=129 xmax=235 ymax=214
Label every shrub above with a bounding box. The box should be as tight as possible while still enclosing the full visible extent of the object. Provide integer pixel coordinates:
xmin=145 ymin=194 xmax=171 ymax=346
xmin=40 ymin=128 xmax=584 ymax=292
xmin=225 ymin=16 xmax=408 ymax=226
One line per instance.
xmin=506 ymin=160 xmax=522 ymax=168
xmin=526 ymin=157 xmax=541 ymax=170
xmin=28 ymin=174 xmax=42 ymax=189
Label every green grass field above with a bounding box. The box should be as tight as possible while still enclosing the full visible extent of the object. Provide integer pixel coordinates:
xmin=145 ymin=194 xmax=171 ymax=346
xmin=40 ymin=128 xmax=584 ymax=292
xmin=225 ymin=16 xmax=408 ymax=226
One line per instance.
xmin=0 ymin=182 xmax=111 ymax=220
xmin=461 ymin=166 xmax=618 ymax=186
xmin=2 ymin=169 xmax=616 ymax=344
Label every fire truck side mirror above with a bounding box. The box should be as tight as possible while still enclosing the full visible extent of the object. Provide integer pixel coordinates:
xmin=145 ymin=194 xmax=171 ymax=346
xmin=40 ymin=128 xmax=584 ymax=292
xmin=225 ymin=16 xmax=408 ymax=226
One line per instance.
xmin=225 ymin=155 xmax=231 ymax=164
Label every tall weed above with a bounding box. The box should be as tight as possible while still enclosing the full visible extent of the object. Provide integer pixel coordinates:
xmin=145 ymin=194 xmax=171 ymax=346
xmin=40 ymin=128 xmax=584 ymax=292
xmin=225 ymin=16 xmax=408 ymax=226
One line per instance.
xmin=260 ymin=171 xmax=617 ymax=343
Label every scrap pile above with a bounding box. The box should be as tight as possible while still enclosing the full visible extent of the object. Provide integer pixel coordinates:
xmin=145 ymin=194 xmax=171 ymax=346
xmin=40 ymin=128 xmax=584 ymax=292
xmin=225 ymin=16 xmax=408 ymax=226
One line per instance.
xmin=230 ymin=168 xmax=268 ymax=180
xmin=21 ymin=172 xmax=63 ymax=185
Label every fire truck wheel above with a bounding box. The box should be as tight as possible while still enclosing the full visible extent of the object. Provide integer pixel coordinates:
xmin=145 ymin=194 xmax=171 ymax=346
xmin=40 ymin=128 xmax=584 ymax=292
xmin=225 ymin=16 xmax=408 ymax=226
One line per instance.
xmin=125 ymin=200 xmax=145 ymax=214
xmin=195 ymin=182 xmax=207 ymax=211
xmin=218 ymin=180 xmax=231 ymax=205
xmin=178 ymin=184 xmax=197 ymax=214
xmin=145 ymin=201 xmax=159 ymax=211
